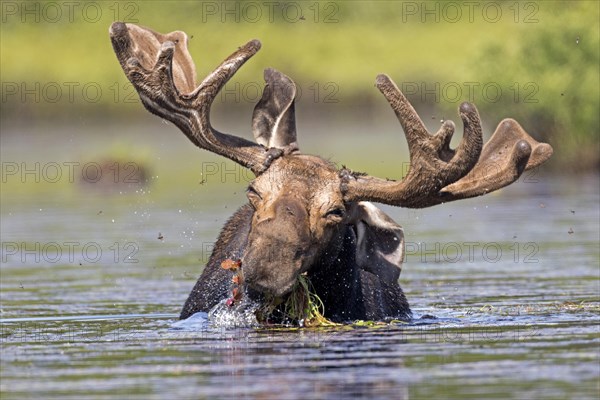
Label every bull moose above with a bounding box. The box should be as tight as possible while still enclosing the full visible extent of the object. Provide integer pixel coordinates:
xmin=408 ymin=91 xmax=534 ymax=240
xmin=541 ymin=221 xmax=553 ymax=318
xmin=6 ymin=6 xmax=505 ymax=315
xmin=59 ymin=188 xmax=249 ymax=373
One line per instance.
xmin=109 ymin=22 xmax=553 ymax=323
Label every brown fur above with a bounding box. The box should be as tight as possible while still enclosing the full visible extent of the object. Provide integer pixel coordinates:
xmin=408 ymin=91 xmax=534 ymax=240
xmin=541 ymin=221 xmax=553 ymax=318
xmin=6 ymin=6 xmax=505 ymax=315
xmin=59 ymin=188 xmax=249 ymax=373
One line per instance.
xmin=110 ymin=23 xmax=552 ymax=323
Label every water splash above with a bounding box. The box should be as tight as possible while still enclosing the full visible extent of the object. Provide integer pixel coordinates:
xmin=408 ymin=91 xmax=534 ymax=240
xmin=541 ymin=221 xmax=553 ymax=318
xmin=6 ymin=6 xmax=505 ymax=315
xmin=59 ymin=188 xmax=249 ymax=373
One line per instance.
xmin=170 ymin=311 xmax=209 ymax=330
xmin=207 ymin=298 xmax=261 ymax=329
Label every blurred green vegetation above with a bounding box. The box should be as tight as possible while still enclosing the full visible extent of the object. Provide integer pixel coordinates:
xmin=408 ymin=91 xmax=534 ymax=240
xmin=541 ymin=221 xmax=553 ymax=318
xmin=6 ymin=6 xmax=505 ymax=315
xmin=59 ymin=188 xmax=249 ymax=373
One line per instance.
xmin=473 ymin=2 xmax=599 ymax=170
xmin=1 ymin=1 xmax=598 ymax=170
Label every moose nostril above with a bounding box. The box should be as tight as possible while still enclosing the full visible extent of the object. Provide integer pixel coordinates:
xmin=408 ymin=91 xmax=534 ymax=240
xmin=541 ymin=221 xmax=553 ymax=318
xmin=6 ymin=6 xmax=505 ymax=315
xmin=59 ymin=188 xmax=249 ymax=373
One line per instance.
xmin=242 ymin=273 xmax=254 ymax=284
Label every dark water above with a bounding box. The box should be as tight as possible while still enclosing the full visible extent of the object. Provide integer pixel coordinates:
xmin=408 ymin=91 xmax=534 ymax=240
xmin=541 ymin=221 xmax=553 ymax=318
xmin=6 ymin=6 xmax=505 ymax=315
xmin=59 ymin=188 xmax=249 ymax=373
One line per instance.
xmin=1 ymin=127 xmax=599 ymax=399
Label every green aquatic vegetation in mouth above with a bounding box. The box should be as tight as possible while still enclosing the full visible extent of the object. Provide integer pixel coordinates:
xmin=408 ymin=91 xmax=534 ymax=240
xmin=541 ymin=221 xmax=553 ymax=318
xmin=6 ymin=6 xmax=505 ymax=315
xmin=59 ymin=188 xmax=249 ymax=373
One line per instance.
xmin=275 ymin=273 xmax=339 ymax=327
xmin=221 ymin=259 xmax=338 ymax=327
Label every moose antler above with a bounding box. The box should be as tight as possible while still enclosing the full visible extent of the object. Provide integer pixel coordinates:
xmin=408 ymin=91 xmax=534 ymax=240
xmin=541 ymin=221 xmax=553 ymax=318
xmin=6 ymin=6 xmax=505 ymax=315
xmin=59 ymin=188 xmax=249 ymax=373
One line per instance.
xmin=342 ymin=75 xmax=553 ymax=208
xmin=109 ymin=22 xmax=277 ymax=174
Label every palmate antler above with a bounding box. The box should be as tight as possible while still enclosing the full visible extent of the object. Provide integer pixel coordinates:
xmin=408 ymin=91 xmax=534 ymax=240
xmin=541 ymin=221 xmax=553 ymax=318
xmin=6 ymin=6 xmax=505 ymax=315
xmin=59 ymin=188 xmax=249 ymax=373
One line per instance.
xmin=342 ymin=75 xmax=553 ymax=208
xmin=109 ymin=22 xmax=281 ymax=175
xmin=110 ymin=22 xmax=552 ymax=207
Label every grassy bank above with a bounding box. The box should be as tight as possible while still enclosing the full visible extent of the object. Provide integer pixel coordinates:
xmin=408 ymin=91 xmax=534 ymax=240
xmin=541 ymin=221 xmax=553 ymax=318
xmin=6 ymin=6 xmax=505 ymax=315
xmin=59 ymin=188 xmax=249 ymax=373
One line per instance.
xmin=1 ymin=1 xmax=598 ymax=170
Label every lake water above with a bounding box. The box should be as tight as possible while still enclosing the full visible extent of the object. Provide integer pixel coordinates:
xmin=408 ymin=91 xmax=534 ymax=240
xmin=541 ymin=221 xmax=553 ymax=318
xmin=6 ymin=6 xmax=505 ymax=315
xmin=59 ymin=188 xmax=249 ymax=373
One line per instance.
xmin=1 ymin=125 xmax=598 ymax=399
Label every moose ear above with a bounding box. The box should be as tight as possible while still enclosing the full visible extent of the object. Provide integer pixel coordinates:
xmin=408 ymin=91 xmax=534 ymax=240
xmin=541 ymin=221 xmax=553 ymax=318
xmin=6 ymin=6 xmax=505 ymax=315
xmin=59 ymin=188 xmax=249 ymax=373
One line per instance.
xmin=349 ymin=202 xmax=405 ymax=283
xmin=252 ymin=68 xmax=298 ymax=149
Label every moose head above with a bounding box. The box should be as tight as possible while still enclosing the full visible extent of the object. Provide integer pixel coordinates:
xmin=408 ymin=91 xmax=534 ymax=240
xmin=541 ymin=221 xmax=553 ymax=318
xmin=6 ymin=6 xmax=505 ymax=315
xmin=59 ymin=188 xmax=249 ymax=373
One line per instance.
xmin=109 ymin=22 xmax=553 ymax=321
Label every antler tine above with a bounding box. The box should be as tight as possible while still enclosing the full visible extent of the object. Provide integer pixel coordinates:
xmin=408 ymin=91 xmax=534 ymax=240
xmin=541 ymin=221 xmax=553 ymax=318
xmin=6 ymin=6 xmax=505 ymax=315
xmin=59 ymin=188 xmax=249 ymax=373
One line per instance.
xmin=109 ymin=22 xmax=271 ymax=175
xmin=195 ymin=40 xmax=261 ymax=97
xmin=375 ymin=74 xmax=429 ymax=149
xmin=452 ymin=102 xmax=485 ymax=178
xmin=343 ymin=75 xmax=552 ymax=208
xmin=440 ymin=140 xmax=532 ymax=200
xmin=437 ymin=119 xmax=553 ymax=202
xmin=376 ymin=75 xmax=483 ymax=183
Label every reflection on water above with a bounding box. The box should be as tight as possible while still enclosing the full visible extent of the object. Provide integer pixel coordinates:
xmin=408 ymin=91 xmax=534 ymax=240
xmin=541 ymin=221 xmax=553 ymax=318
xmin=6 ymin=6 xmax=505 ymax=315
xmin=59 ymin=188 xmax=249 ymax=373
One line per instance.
xmin=1 ymin=126 xmax=599 ymax=399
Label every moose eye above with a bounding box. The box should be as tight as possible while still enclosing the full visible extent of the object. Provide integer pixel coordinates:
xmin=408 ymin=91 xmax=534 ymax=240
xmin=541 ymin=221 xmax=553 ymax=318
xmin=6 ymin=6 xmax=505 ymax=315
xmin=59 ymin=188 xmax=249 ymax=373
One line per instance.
xmin=325 ymin=207 xmax=345 ymax=219
xmin=246 ymin=186 xmax=262 ymax=201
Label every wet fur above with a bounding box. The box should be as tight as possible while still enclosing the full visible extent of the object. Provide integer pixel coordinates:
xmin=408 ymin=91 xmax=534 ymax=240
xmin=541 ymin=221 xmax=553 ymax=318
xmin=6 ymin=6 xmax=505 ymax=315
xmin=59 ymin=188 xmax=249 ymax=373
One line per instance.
xmin=180 ymin=204 xmax=411 ymax=322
